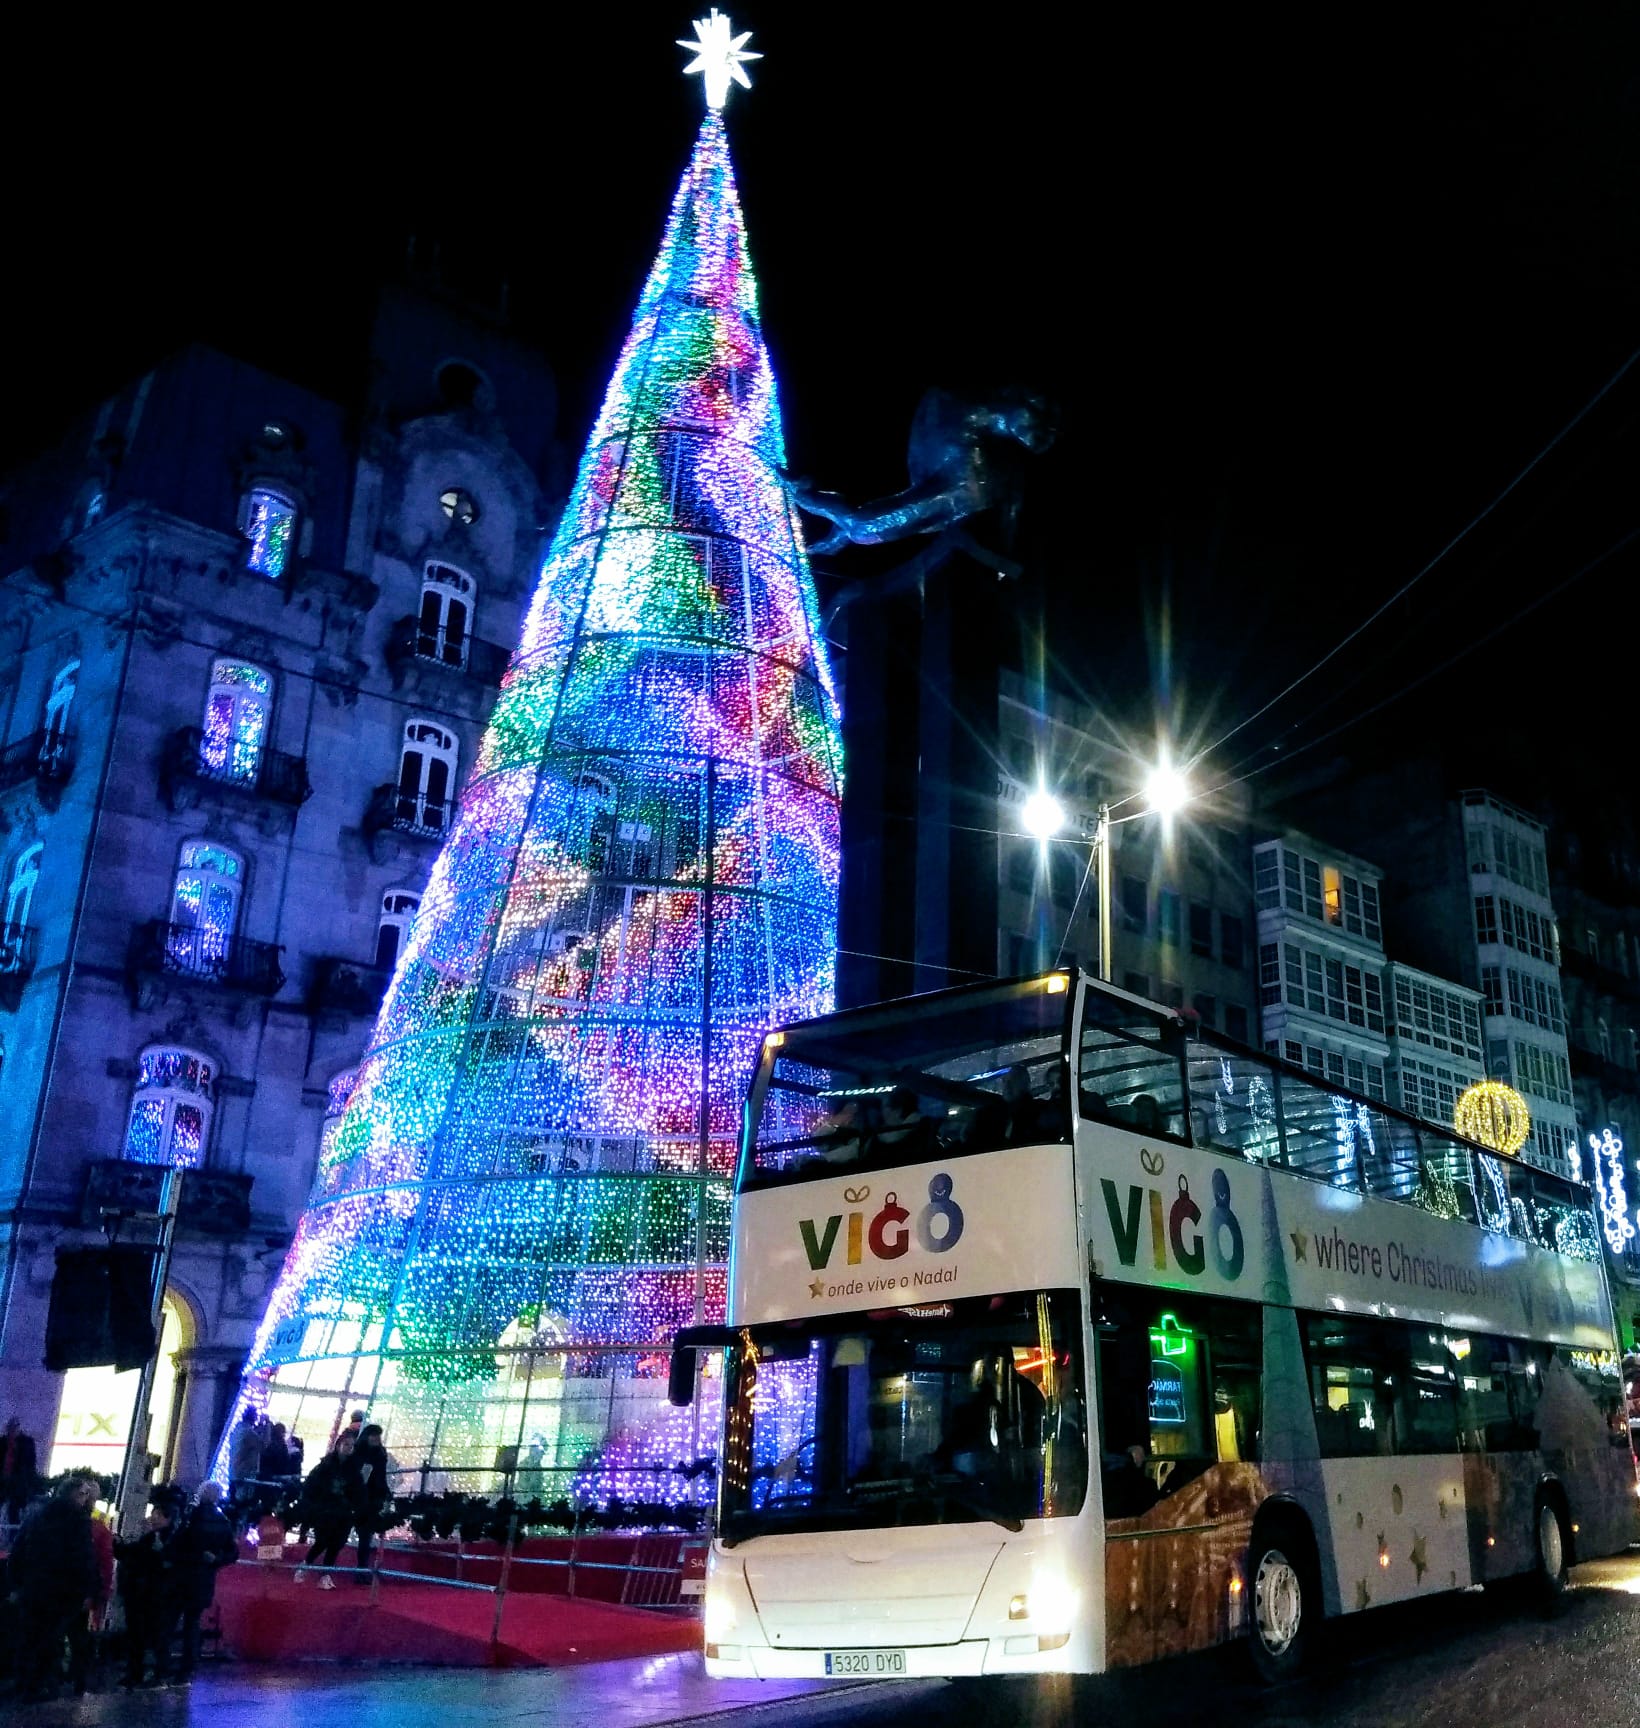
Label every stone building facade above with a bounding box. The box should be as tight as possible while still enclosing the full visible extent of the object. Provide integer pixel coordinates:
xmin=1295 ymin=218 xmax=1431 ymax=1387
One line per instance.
xmin=0 ymin=288 xmax=559 ymax=1484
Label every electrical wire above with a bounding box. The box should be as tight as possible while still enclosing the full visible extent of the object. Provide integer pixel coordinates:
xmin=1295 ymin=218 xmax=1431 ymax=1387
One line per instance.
xmin=1186 ymin=344 xmax=1640 ymax=773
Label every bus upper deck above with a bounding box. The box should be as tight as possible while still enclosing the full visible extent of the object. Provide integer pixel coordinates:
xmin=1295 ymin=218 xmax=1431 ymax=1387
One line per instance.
xmin=741 ymin=969 xmax=1599 ymax=1265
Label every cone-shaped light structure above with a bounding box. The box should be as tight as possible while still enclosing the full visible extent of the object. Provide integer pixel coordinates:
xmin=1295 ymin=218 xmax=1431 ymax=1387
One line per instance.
xmin=233 ymin=94 xmax=842 ymax=1497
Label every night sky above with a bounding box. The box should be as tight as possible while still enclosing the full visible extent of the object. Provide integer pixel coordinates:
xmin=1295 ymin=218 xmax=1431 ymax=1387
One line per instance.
xmin=6 ymin=7 xmax=1637 ymax=811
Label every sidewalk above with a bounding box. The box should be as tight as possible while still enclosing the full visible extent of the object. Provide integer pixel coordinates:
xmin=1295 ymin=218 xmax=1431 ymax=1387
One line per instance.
xmin=3 ymin=1652 xmax=942 ymax=1727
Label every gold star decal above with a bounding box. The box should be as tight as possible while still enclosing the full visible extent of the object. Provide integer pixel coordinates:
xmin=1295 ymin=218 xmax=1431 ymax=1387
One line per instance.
xmin=809 ymin=1277 xmax=825 ymax=1299
xmin=1289 ymin=1228 xmax=1309 ymax=1262
xmin=1355 ymin=1578 xmax=1371 ymax=1610
xmin=1410 ymin=1532 xmax=1428 ymax=1583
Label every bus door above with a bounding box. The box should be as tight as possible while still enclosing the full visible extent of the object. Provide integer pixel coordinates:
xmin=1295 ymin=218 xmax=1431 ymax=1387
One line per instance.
xmin=1095 ymin=1291 xmax=1263 ymax=1666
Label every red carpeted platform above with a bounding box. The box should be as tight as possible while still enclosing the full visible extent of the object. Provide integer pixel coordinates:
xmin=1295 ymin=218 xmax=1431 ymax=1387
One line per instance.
xmin=214 ymin=1558 xmax=702 ymax=1669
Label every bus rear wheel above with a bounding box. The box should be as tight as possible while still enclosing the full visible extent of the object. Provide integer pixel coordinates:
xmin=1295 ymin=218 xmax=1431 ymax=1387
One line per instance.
xmin=1246 ymin=1532 xmax=1313 ymax=1683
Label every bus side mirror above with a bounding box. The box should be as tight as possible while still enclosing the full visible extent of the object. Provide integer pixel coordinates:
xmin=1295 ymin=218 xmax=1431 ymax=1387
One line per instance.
xmin=668 ymin=1345 xmax=697 ymax=1408
xmin=668 ymin=1324 xmax=736 ymax=1407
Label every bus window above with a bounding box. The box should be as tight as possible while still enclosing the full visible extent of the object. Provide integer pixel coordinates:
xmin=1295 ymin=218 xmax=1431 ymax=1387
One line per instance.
xmin=1400 ymin=1332 xmax=1461 ymax=1454
xmin=1208 ymin=1302 xmax=1262 ymax=1464
xmin=1302 ymin=1315 xmax=1398 ymax=1457
xmin=1279 ymin=1070 xmax=1360 ymax=1186
xmin=1079 ymin=1008 xmax=1188 ymax=1146
xmin=1457 ymin=1333 xmax=1540 ymax=1451
xmin=1185 ymin=1044 xmax=1282 ymax=1165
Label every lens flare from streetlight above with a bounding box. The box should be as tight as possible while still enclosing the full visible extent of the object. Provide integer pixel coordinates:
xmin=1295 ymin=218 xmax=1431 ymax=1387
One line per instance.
xmin=1021 ymin=788 xmax=1067 ymax=841
xmin=1144 ymin=759 xmax=1190 ymax=819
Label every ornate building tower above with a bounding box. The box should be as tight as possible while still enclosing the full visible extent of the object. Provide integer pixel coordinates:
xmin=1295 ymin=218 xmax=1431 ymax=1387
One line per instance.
xmin=237 ymin=13 xmax=842 ymax=1494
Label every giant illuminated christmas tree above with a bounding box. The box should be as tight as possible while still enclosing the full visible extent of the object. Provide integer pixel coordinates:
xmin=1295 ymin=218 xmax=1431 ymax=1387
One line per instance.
xmin=233 ymin=13 xmax=841 ymax=1499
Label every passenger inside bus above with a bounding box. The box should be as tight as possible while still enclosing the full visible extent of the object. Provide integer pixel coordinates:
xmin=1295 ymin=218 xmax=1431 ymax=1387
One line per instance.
xmin=1101 ymin=1443 xmax=1161 ymax=1517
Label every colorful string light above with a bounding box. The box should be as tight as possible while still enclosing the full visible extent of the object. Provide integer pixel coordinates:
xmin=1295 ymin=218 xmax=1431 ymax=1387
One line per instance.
xmin=226 ymin=107 xmax=841 ymax=1505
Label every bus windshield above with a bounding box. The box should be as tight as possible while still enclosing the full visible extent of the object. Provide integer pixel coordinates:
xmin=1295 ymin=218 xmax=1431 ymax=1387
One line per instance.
xmin=718 ymin=1291 xmax=1088 ymax=1545
xmin=744 ymin=976 xmax=1072 ymax=1188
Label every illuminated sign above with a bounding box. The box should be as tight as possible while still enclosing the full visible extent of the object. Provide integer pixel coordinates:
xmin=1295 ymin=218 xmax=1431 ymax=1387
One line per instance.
xmin=1589 ymin=1128 xmax=1634 ymax=1254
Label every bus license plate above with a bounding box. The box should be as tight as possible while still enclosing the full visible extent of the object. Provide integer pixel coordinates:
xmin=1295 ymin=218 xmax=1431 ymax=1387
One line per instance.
xmin=825 ymin=1650 xmax=907 ymax=1676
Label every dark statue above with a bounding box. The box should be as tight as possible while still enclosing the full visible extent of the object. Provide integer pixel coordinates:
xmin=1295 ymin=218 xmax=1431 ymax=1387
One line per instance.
xmin=791 ymin=386 xmax=1056 ymax=615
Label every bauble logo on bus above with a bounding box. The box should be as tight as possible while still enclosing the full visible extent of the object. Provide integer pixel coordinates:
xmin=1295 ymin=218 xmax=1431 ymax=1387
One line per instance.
xmin=1101 ymin=1165 xmax=1245 ymax=1282
xmin=800 ymin=1174 xmax=965 ymax=1270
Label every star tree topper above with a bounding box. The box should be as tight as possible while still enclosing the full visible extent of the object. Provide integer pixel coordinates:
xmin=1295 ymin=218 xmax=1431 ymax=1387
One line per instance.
xmin=678 ymin=8 xmax=761 ymax=109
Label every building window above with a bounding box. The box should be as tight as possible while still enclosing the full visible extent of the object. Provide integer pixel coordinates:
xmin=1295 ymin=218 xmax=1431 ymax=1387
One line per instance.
xmin=1189 ymin=901 xmax=1213 ymax=958
xmin=1284 ymin=1040 xmax=1303 ymax=1066
xmin=123 ymin=1047 xmax=215 ymax=1168
xmin=1219 ymin=913 xmax=1244 ymax=970
xmin=1283 ymin=943 xmax=1305 ymax=1005
xmin=1191 ymin=993 xmax=1217 ymax=1029
xmin=1158 ymin=890 xmax=1181 ymax=947
xmin=1480 ymin=964 xmax=1503 ymax=1018
xmin=397 ymin=720 xmax=458 ymax=833
xmin=83 ymin=489 xmax=106 ymax=530
xmin=418 ymin=563 xmax=476 ymax=667
xmin=439 ymin=487 xmax=479 ymax=525
xmin=1224 ymin=1003 xmax=1249 ymax=1044
xmin=1586 ymin=928 xmax=1601 ymax=965
xmin=201 ymin=659 xmax=273 ymax=784
xmin=1253 ymin=849 xmax=1279 ymax=910
xmin=167 ymin=840 xmax=244 ymax=974
xmin=242 ymin=486 xmax=297 ymax=579
xmin=43 ymin=659 xmax=79 ymax=751
xmin=1301 ymin=857 xmax=1324 ymax=922
xmin=1474 ymin=895 xmax=1498 ymax=946
xmin=1160 ymin=981 xmax=1184 ymax=1010
xmin=1360 ymin=881 xmax=1381 ymax=944
xmin=1323 ymin=865 xmax=1343 ymax=926
xmin=376 ymin=889 xmax=421 ymax=970
xmin=1598 ymin=1020 xmax=1612 ymax=1063
xmin=1120 ymin=875 xmax=1147 ymax=933
xmin=3 ymin=842 xmax=41 ymax=937
xmin=1258 ymin=943 xmax=1281 ymax=1008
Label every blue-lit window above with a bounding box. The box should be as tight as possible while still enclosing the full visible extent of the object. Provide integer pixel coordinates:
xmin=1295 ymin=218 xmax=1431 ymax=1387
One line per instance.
xmin=2 ymin=843 xmax=41 ymax=973
xmin=375 ymin=889 xmax=421 ymax=970
xmin=201 ymin=659 xmax=273 ymax=784
xmin=242 ymin=486 xmax=297 ymax=579
xmin=123 ymin=1045 xmax=215 ymax=1168
xmin=167 ymin=840 xmax=244 ymax=976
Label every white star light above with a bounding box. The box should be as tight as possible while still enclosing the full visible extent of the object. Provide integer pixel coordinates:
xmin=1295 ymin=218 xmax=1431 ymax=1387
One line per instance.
xmin=677 ymin=8 xmax=761 ymax=110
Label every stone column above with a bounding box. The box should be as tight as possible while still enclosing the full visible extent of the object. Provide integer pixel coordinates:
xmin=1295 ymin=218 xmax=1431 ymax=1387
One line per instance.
xmin=168 ymin=1346 xmax=245 ymax=1486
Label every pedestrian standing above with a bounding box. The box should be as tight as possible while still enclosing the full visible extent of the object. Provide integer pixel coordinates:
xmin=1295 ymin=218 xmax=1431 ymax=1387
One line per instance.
xmin=344 ymin=1424 xmax=392 ymax=1579
xmin=295 ymin=1432 xmax=356 ymax=1588
xmin=171 ymin=1482 xmax=237 ymax=1681
xmin=258 ymin=1421 xmax=293 ymax=1484
xmin=77 ymin=1499 xmax=117 ymax=1695
xmin=8 ymin=1471 xmax=99 ymax=1701
xmin=228 ymin=1412 xmax=264 ymax=1520
xmin=0 ymin=1417 xmax=39 ymax=1523
xmin=114 ymin=1490 xmax=183 ymax=1689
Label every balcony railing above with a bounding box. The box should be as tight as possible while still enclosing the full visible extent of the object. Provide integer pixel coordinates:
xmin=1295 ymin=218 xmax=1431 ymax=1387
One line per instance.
xmin=386 ymin=617 xmax=509 ymax=687
xmin=0 ymin=729 xmax=74 ymax=802
xmin=129 ymin=919 xmax=286 ymax=998
xmin=162 ymin=727 xmax=313 ymax=810
xmin=309 ymin=956 xmax=393 ymax=1018
xmin=364 ymin=783 xmax=452 ymax=843
xmin=81 ymin=1161 xmax=253 ymax=1236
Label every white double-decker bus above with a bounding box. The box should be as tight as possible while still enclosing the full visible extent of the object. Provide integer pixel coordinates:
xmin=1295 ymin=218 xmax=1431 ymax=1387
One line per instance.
xmin=670 ymin=970 xmax=1636 ymax=1682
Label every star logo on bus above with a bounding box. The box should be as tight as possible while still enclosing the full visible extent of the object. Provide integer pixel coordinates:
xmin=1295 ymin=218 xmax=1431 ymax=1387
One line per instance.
xmin=1289 ymin=1227 xmax=1309 ymax=1262
xmin=809 ymin=1277 xmax=825 ymax=1299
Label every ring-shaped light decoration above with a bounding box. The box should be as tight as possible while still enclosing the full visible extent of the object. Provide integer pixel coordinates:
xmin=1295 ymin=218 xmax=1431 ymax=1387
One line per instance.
xmin=1454 ymin=1080 xmax=1530 ymax=1157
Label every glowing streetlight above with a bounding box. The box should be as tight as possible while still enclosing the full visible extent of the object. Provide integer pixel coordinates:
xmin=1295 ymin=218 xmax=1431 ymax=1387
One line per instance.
xmin=1021 ymin=788 xmax=1067 ymax=841
xmin=1143 ymin=755 xmax=1191 ymax=820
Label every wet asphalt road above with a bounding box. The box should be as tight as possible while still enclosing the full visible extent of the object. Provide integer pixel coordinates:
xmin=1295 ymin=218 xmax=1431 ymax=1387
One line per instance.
xmin=14 ymin=1552 xmax=1640 ymax=1727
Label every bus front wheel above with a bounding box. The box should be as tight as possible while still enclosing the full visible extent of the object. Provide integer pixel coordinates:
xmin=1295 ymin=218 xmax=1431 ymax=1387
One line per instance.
xmin=1246 ymin=1529 xmax=1314 ymax=1683
xmin=1533 ymin=1493 xmax=1570 ymax=1600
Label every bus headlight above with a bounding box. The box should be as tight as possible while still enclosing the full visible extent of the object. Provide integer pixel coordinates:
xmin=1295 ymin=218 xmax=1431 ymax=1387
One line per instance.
xmin=1026 ymin=1571 xmax=1078 ymax=1635
xmin=704 ymin=1588 xmax=738 ymax=1644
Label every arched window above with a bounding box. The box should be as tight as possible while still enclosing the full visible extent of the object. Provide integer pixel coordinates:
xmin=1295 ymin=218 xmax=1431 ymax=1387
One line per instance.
xmin=3 ymin=844 xmax=41 ymax=937
xmin=397 ymin=721 xmax=457 ymax=833
xmin=375 ymin=889 xmax=421 ymax=969
xmin=168 ymin=839 xmax=244 ymax=975
xmin=242 ymin=486 xmax=297 ymax=579
xmin=42 ymin=660 xmax=78 ymax=749
xmin=418 ymin=563 xmax=476 ymax=667
xmin=1599 ymin=1020 xmax=1612 ymax=1063
xmin=200 ymin=659 xmax=273 ymax=784
xmin=82 ymin=489 xmax=106 ymax=530
xmin=123 ymin=1046 xmax=216 ymax=1167
xmin=439 ymin=487 xmax=479 ymax=526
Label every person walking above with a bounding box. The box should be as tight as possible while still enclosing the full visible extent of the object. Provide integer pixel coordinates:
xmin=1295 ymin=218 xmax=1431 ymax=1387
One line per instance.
xmin=114 ymin=1488 xmax=184 ymax=1689
xmin=6 ymin=1470 xmax=99 ymax=1701
xmin=295 ymin=1432 xmax=356 ymax=1588
xmin=344 ymin=1425 xmax=392 ymax=1580
xmin=171 ymin=1482 xmax=238 ymax=1681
